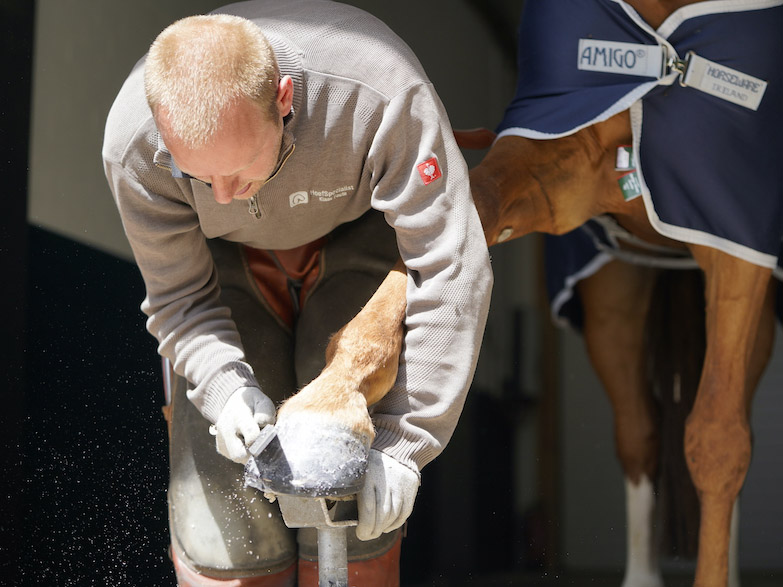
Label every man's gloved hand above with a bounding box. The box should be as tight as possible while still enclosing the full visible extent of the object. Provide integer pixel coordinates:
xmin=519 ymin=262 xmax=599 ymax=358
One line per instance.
xmin=213 ymin=386 xmax=276 ymax=464
xmin=356 ymin=449 xmax=420 ymax=541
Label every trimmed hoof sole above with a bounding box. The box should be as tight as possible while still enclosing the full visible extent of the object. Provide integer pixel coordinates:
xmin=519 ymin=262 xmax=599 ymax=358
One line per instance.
xmin=250 ymin=414 xmax=371 ymax=498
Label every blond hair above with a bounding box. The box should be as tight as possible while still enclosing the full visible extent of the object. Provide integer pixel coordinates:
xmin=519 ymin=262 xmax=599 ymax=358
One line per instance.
xmin=144 ymin=14 xmax=280 ymax=148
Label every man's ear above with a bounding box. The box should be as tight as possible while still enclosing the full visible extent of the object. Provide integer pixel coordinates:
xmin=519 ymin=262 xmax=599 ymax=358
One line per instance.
xmin=277 ymin=75 xmax=294 ymax=117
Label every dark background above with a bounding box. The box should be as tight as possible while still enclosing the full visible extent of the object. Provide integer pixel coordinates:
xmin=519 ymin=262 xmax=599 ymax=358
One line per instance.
xmin=7 ymin=225 xmax=532 ymax=586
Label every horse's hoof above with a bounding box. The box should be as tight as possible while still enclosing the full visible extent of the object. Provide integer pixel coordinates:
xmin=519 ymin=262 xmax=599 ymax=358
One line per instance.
xmin=247 ymin=414 xmax=371 ymax=498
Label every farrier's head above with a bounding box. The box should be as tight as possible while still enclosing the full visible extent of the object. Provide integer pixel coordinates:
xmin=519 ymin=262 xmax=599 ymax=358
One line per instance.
xmin=144 ymin=14 xmax=281 ymax=149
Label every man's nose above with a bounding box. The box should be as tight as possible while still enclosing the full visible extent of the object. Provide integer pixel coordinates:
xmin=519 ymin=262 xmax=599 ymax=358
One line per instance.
xmin=211 ymin=176 xmax=236 ymax=205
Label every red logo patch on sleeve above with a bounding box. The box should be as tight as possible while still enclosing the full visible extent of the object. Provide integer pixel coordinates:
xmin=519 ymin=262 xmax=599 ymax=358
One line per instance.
xmin=417 ymin=157 xmax=442 ymax=185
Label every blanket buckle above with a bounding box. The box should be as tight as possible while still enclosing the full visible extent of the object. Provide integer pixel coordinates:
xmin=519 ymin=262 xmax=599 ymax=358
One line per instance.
xmin=666 ymin=51 xmax=693 ymax=87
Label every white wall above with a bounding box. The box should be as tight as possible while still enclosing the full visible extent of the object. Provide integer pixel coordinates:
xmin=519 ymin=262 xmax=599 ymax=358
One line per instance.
xmin=28 ymin=0 xmax=221 ymax=259
xmin=737 ymin=333 xmax=783 ymax=568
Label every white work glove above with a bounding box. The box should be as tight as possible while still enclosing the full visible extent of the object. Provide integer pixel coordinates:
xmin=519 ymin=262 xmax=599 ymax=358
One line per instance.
xmin=213 ymin=386 xmax=276 ymax=464
xmin=356 ymin=449 xmax=420 ymax=541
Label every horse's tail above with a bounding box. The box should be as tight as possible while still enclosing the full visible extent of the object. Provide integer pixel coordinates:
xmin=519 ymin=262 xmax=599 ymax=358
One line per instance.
xmin=644 ymin=268 xmax=705 ymax=558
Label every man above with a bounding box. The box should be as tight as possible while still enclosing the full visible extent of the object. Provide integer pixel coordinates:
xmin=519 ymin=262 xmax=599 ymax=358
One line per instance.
xmin=103 ymin=1 xmax=492 ymax=585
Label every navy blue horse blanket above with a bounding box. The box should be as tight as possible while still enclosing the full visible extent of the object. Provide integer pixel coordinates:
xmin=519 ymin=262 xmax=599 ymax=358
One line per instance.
xmin=496 ymin=0 xmax=783 ymax=328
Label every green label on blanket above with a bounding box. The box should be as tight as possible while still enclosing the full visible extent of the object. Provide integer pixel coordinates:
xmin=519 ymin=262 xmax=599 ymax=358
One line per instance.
xmin=618 ymin=170 xmax=642 ymax=201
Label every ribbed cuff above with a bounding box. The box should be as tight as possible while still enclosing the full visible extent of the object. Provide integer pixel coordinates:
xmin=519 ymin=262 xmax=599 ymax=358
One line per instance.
xmin=191 ymin=361 xmax=259 ymax=423
xmin=371 ymin=423 xmax=432 ymax=478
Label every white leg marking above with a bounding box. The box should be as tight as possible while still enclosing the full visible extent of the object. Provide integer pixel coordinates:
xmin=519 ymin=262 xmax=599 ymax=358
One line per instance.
xmin=622 ymin=476 xmax=664 ymax=587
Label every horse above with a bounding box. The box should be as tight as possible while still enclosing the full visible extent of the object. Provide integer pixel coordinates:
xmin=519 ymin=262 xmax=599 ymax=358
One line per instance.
xmin=274 ymin=1 xmax=782 ymax=585
xmin=464 ymin=1 xmax=782 ymax=585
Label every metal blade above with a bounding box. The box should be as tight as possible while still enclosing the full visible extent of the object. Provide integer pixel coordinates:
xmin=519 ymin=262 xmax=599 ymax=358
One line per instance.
xmin=248 ymin=424 xmax=277 ymax=457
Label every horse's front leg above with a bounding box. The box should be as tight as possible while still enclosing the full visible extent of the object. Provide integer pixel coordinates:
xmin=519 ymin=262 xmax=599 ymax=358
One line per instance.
xmin=686 ymin=246 xmax=773 ymax=587
xmin=578 ymin=259 xmax=664 ymax=587
xmin=277 ymin=259 xmax=407 ymax=443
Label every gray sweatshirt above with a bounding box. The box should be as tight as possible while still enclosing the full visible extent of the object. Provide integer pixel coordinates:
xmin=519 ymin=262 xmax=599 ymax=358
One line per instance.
xmin=102 ymin=0 xmax=492 ymax=473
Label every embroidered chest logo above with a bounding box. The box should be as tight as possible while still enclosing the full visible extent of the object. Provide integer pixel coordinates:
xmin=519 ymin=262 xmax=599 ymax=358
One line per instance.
xmin=288 ymin=186 xmax=354 ymax=208
xmin=417 ymin=157 xmax=442 ymax=185
xmin=289 ymin=191 xmax=309 ymax=207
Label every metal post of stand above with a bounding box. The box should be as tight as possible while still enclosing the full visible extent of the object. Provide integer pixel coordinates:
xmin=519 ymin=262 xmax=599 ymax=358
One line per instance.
xmin=273 ymin=495 xmax=359 ymax=587
xmin=243 ymin=425 xmax=367 ymax=586
xmin=316 ymin=526 xmax=349 ymax=587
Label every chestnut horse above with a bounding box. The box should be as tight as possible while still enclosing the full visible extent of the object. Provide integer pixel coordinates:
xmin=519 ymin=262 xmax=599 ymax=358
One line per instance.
xmin=280 ymin=1 xmax=782 ymax=586
xmin=465 ymin=2 xmax=781 ymax=585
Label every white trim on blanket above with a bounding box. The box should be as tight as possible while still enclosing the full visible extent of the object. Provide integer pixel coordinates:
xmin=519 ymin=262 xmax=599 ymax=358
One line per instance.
xmin=550 ymin=251 xmax=614 ymax=329
xmin=495 ymin=79 xmax=659 ymax=141
xmin=657 ymin=0 xmax=783 ymax=38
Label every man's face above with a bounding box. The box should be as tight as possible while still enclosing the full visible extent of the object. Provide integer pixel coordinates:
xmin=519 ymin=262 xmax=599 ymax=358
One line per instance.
xmin=158 ymin=78 xmax=293 ymax=205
